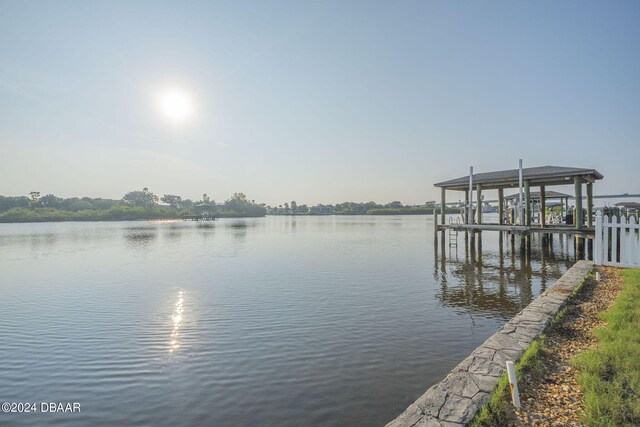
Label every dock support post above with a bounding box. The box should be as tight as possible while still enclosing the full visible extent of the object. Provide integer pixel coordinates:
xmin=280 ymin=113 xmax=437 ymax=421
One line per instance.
xmin=433 ymin=208 xmax=438 ymax=243
xmin=575 ymin=236 xmax=585 ymax=260
xmin=540 ymin=185 xmax=546 ymax=228
xmin=468 ymin=166 xmax=474 ymax=225
xmin=476 ymin=184 xmax=482 ymax=225
xmin=465 ymin=229 xmax=469 ymax=253
xmin=524 ymin=180 xmax=531 ymax=226
xmin=574 ymin=177 xmax=583 ymax=229
xmin=586 ymin=182 xmax=593 ymax=228
xmin=498 ymin=188 xmax=504 ymax=225
xmin=464 ymin=190 xmax=469 ymax=224
xmin=440 ymin=224 xmax=446 ymax=252
xmin=440 ymin=187 xmax=446 ymax=226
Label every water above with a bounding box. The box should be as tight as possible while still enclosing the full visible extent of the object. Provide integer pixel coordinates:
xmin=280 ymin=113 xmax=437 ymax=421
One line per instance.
xmin=0 ymin=215 xmax=576 ymax=426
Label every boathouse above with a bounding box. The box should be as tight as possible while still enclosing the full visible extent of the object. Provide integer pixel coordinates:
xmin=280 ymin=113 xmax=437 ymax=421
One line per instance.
xmin=434 ymin=165 xmax=604 ymax=236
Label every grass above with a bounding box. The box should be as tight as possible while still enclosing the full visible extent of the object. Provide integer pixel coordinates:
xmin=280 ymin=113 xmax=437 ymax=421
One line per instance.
xmin=470 ymin=272 xmax=592 ymax=427
xmin=573 ymin=268 xmax=640 ymax=426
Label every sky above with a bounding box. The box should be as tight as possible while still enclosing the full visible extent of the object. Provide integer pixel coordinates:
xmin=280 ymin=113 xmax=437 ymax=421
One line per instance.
xmin=0 ymin=0 xmax=639 ymax=206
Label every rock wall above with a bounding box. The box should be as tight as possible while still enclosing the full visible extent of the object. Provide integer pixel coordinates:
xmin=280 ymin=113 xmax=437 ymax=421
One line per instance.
xmin=386 ymin=260 xmax=594 ymax=427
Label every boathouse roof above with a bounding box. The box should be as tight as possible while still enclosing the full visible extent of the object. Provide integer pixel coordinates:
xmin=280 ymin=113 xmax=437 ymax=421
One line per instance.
xmin=434 ymin=166 xmax=603 ymax=191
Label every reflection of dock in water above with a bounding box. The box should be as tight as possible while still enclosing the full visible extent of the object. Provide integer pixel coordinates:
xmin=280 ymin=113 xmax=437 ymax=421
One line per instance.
xmin=434 ymin=231 xmax=573 ymax=319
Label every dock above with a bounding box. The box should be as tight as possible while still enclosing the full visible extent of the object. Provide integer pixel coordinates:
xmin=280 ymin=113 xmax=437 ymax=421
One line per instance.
xmin=434 ymin=165 xmax=602 ymax=233
xmin=182 ymin=213 xmax=218 ymax=221
xmin=438 ymin=223 xmax=594 ymax=237
xmin=184 ymin=202 xmax=219 ymax=221
xmin=433 ymin=164 xmax=605 ymax=258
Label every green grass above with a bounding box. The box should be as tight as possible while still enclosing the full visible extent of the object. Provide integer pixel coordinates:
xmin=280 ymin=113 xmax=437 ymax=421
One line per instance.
xmin=574 ymin=268 xmax=640 ymax=427
xmin=470 ymin=337 xmax=547 ymax=426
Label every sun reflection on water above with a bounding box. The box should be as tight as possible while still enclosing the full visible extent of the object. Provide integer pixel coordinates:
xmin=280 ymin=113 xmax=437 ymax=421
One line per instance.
xmin=170 ymin=291 xmax=184 ymax=352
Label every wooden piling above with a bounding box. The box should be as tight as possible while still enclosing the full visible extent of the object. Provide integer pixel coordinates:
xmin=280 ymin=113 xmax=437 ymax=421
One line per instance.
xmin=498 ymin=188 xmax=504 ymax=225
xmin=433 ymin=208 xmax=438 ymax=242
xmin=586 ymin=182 xmax=593 ymax=228
xmin=574 ymin=177 xmax=583 ymax=229
xmin=540 ymin=185 xmax=546 ymax=228
xmin=524 ymin=179 xmax=531 ymax=226
xmin=476 ymin=184 xmax=482 ymax=225
xmin=440 ymin=187 xmax=446 ymax=226
xmin=464 ymin=190 xmax=469 ymax=224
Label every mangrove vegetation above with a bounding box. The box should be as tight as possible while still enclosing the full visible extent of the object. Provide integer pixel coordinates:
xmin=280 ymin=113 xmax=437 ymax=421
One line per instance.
xmin=0 ymin=189 xmax=266 ymax=222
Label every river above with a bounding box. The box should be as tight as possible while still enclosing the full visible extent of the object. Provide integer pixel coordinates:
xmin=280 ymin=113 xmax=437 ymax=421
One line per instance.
xmin=0 ymin=215 xmax=576 ymax=426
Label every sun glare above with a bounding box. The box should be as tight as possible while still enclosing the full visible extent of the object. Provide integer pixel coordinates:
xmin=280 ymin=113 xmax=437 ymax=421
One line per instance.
xmin=158 ymin=88 xmax=194 ymax=125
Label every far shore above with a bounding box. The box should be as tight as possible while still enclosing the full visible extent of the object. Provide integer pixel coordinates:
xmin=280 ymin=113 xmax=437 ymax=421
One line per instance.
xmin=0 ymin=209 xmax=463 ymax=224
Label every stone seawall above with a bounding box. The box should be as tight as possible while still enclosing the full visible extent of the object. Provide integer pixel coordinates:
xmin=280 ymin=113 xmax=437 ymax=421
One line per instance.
xmin=386 ymin=260 xmax=594 ymax=427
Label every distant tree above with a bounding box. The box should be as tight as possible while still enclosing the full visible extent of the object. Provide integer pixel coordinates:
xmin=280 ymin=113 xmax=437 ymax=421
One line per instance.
xmin=89 ymin=198 xmax=118 ymax=210
xmin=40 ymin=194 xmax=63 ymax=208
xmin=122 ymin=188 xmax=159 ymax=208
xmin=28 ymin=191 xmax=41 ymax=207
xmin=385 ymin=201 xmax=403 ymax=209
xmin=291 ymin=201 xmax=297 ymax=214
xmin=0 ymin=196 xmax=30 ymax=212
xmin=69 ymin=200 xmax=94 ymax=211
xmin=222 ymin=193 xmax=266 ymax=217
xmin=298 ymin=204 xmax=309 ymax=214
xmin=180 ymin=199 xmax=194 ymax=209
xmin=161 ymin=194 xmax=182 ymax=208
xmin=202 ymin=193 xmax=210 ymax=203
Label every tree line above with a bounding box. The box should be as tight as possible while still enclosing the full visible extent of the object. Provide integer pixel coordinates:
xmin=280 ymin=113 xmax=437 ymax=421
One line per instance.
xmin=0 ymin=189 xmax=266 ymax=222
xmin=266 ymin=200 xmax=457 ymax=215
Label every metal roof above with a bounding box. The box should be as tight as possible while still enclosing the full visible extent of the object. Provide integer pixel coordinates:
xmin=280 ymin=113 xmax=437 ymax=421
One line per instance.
xmin=434 ymin=166 xmax=603 ymax=191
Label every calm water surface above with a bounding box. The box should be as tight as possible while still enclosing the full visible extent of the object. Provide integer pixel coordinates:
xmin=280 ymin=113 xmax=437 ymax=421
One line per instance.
xmin=0 ymin=215 xmax=576 ymax=426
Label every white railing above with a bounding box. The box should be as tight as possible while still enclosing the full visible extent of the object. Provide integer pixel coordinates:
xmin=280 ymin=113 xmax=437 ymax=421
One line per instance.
xmin=594 ymin=210 xmax=640 ymax=268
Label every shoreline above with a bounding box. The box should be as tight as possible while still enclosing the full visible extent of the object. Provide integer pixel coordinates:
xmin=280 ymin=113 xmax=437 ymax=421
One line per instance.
xmin=387 ymin=261 xmax=594 ymax=426
xmin=0 ymin=212 xmax=461 ymax=224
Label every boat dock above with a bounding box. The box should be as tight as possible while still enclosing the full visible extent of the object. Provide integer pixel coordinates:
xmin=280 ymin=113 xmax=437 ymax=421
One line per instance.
xmin=182 ymin=213 xmax=218 ymax=221
xmin=438 ymin=222 xmax=594 ymax=237
xmin=433 ymin=164 xmax=605 ymax=257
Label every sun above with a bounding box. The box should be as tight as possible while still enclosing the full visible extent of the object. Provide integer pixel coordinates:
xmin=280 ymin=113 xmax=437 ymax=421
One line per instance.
xmin=158 ymin=88 xmax=194 ymax=125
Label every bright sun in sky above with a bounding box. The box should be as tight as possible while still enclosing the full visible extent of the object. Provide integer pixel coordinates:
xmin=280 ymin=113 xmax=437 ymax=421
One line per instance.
xmin=158 ymin=88 xmax=194 ymax=125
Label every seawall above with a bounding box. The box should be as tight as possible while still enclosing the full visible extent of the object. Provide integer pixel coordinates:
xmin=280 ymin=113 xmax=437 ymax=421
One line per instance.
xmin=386 ymin=260 xmax=594 ymax=427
